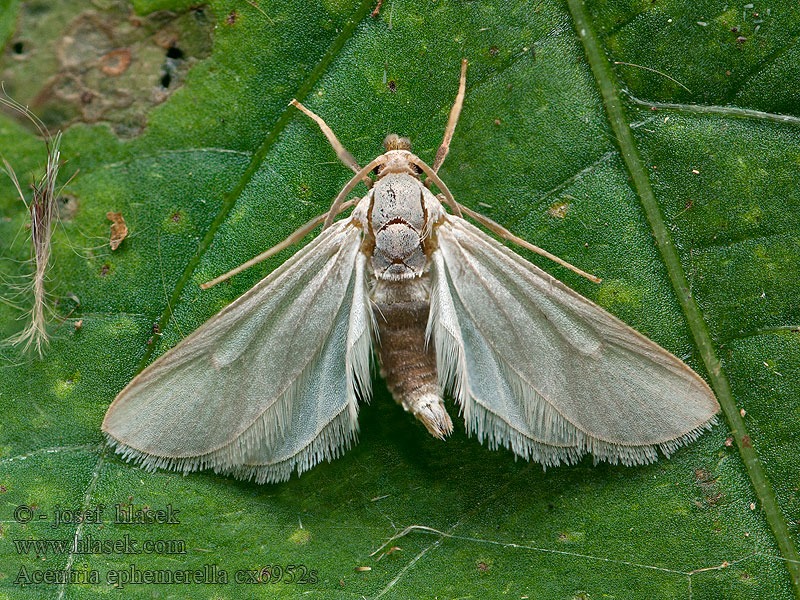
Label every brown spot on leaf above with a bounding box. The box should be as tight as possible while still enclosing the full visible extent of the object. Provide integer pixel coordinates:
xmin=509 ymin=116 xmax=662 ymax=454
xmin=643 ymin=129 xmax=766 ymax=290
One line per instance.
xmin=488 ymin=45 xmax=499 ymax=57
xmin=107 ymin=211 xmax=128 ymax=250
xmin=693 ymin=468 xmax=717 ymax=485
xmin=226 ymin=10 xmax=238 ymax=25
xmin=387 ymin=79 xmax=397 ymax=92
xmin=693 ymin=466 xmax=725 ymax=507
xmin=742 ymin=435 xmax=752 ymax=448
xmin=100 ymin=264 xmax=110 ymax=276
xmin=100 ymin=48 xmax=132 ymax=76
xmin=548 ymin=201 xmax=569 ymax=219
xmin=58 ymin=194 xmax=79 ymax=221
xmin=171 ymin=211 xmax=181 ymax=222
xmin=477 ymin=561 xmax=489 ymax=572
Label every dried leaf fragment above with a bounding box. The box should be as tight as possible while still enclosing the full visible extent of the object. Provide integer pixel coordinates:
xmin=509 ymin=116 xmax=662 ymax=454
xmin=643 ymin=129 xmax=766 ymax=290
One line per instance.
xmin=107 ymin=211 xmax=128 ymax=250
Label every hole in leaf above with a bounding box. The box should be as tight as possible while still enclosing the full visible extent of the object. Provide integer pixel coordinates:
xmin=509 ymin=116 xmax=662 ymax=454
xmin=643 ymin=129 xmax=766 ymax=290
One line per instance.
xmin=166 ymin=45 xmax=184 ymax=59
xmin=160 ymin=72 xmax=171 ymax=88
xmin=12 ymin=41 xmax=24 ymax=54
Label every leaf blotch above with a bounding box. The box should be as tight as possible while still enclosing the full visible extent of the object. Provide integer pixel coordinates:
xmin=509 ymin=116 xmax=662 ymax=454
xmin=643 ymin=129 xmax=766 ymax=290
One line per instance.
xmin=288 ymin=528 xmax=311 ymax=545
xmin=0 ymin=0 xmax=214 ymax=137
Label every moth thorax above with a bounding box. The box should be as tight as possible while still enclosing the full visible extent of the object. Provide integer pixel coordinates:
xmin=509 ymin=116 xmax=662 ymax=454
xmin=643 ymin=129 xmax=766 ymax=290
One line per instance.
xmin=371 ymin=173 xmax=427 ymax=280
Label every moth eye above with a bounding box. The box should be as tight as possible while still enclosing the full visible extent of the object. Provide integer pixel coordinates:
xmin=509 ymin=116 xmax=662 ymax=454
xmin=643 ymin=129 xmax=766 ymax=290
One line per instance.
xmin=372 ymin=165 xmax=384 ymax=176
xmin=411 ymin=164 xmax=422 ymax=175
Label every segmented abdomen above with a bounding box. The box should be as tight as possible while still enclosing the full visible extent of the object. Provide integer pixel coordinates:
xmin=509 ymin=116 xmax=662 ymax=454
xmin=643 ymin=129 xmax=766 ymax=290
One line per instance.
xmin=374 ymin=301 xmax=438 ymax=406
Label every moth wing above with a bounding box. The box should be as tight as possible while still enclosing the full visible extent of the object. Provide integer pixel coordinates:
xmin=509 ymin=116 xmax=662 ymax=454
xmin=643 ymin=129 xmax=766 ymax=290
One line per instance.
xmin=430 ymin=216 xmax=719 ymax=466
xmin=102 ymin=219 xmax=373 ymax=483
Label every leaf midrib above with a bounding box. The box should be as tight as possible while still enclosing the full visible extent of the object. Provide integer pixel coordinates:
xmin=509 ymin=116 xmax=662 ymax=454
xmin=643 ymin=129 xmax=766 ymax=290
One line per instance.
xmin=136 ymin=0 xmax=376 ymax=372
xmin=566 ymin=1 xmax=800 ymax=596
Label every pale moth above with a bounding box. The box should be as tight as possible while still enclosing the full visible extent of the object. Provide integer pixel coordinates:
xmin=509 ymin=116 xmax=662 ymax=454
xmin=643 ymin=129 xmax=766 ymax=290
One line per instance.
xmin=103 ymin=60 xmax=719 ymax=483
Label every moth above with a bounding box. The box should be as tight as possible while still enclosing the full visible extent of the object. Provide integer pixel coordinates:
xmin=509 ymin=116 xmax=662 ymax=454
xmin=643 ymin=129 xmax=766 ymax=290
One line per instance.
xmin=103 ymin=60 xmax=719 ymax=483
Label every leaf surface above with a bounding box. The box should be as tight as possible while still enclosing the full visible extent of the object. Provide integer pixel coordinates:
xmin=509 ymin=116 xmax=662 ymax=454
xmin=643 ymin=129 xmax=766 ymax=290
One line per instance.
xmin=1 ymin=0 xmax=798 ymax=598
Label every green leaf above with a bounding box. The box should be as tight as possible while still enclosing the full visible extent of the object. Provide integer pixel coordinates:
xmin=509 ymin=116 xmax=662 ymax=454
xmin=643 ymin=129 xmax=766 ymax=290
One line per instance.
xmin=1 ymin=0 xmax=799 ymax=598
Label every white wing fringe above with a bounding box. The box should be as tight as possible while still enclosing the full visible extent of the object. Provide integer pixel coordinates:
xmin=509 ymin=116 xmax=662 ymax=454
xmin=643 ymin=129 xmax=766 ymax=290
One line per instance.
xmin=426 ymin=252 xmax=469 ymax=407
xmin=461 ymin=371 xmax=718 ymax=468
xmin=103 ymin=403 xmax=358 ymax=484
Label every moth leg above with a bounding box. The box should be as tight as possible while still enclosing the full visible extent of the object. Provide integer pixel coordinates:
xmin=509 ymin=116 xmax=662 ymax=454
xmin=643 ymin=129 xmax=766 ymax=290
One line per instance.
xmin=447 ymin=200 xmax=602 ymax=284
xmin=201 ymin=197 xmax=359 ymax=289
xmin=432 ymin=58 xmax=468 ymax=173
xmin=290 ymin=99 xmax=372 ymax=189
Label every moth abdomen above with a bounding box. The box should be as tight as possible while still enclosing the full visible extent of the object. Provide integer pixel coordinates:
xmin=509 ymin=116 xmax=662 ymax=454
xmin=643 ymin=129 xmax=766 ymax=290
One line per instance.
xmin=374 ymin=299 xmax=453 ymax=439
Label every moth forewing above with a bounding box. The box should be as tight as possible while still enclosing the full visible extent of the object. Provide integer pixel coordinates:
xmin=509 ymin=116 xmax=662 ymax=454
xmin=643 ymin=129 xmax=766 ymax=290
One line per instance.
xmin=432 ymin=216 xmax=718 ymax=466
xmin=102 ymin=219 xmax=369 ymax=482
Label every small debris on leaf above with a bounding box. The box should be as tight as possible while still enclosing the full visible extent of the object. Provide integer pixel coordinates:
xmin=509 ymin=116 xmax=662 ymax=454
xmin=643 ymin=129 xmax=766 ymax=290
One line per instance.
xmin=107 ymin=211 xmax=128 ymax=250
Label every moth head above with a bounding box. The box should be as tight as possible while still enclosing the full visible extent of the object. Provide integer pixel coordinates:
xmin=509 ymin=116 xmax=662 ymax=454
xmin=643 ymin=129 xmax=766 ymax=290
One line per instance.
xmin=373 ymin=146 xmax=420 ymax=178
xmin=376 ymin=137 xmax=421 ymax=178
xmin=383 ymin=134 xmax=412 ymax=152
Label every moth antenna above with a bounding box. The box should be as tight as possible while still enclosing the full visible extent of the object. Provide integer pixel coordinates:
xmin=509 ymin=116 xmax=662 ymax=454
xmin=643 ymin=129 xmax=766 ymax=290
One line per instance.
xmin=289 ymin=99 xmax=371 ymax=187
xmin=456 ymin=204 xmax=602 ymax=284
xmin=410 ymin=156 xmax=462 ymax=218
xmin=323 ymin=155 xmax=386 ymax=229
xmin=432 ymin=58 xmax=468 ymax=173
xmin=201 ymin=196 xmax=360 ymax=289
